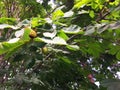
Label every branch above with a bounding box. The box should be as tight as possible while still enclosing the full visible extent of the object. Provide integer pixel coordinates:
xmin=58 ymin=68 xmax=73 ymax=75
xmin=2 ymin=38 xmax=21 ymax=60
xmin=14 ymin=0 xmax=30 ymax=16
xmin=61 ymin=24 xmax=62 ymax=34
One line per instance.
xmin=96 ymin=3 xmax=120 ymax=22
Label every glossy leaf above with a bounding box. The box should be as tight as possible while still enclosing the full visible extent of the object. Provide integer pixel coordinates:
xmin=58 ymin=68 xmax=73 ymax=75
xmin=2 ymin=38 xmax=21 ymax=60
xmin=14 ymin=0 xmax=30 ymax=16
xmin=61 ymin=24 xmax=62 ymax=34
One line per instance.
xmin=62 ymin=25 xmax=83 ymax=34
xmin=40 ymin=37 xmax=67 ymax=45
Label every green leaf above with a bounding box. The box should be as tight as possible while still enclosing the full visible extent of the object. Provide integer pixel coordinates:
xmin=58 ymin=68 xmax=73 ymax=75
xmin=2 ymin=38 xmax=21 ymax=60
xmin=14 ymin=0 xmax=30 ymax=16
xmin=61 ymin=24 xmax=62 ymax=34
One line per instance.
xmin=21 ymin=27 xmax=31 ymax=40
xmin=101 ymin=79 xmax=120 ymax=90
xmin=34 ymin=37 xmax=67 ymax=45
xmin=108 ymin=45 xmax=120 ymax=55
xmin=0 ymin=17 xmax=17 ymax=25
xmin=0 ymin=27 xmax=31 ymax=58
xmin=52 ymin=10 xmax=64 ymax=20
xmin=60 ymin=56 xmax=72 ymax=64
xmin=43 ymin=30 xmax=57 ymax=38
xmin=74 ymin=0 xmax=92 ymax=9
xmin=0 ymin=40 xmax=24 ymax=55
xmin=0 ymin=24 xmax=19 ymax=29
xmin=87 ymin=42 xmax=103 ymax=57
xmin=17 ymin=19 xmax=30 ymax=27
xmin=116 ymin=50 xmax=120 ymax=60
xmin=89 ymin=10 xmax=95 ymax=18
xmin=15 ymin=29 xmax=24 ymax=38
xmin=58 ymin=30 xmax=69 ymax=41
xmin=31 ymin=18 xmax=46 ymax=27
xmin=5 ymin=44 xmax=23 ymax=59
xmin=66 ymin=45 xmax=79 ymax=51
xmin=62 ymin=25 xmax=83 ymax=34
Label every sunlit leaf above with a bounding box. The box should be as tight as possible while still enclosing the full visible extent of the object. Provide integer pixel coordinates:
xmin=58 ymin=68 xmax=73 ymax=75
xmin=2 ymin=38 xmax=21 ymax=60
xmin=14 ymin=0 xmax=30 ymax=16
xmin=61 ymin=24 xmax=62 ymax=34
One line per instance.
xmin=43 ymin=30 xmax=57 ymax=38
xmin=62 ymin=25 xmax=83 ymax=34
xmin=66 ymin=45 xmax=79 ymax=51
xmin=15 ymin=29 xmax=24 ymax=38
xmin=34 ymin=37 xmax=67 ymax=45
xmin=89 ymin=10 xmax=95 ymax=18
xmin=17 ymin=19 xmax=30 ymax=27
xmin=0 ymin=24 xmax=19 ymax=29
xmin=31 ymin=17 xmax=46 ymax=27
xmin=7 ymin=38 xmax=20 ymax=43
xmin=0 ymin=40 xmax=24 ymax=55
xmin=63 ymin=11 xmax=74 ymax=17
xmin=21 ymin=27 xmax=31 ymax=40
xmin=58 ymin=30 xmax=69 ymax=41
xmin=41 ymin=37 xmax=67 ymax=45
xmin=74 ymin=0 xmax=92 ymax=9
xmin=52 ymin=10 xmax=64 ymax=20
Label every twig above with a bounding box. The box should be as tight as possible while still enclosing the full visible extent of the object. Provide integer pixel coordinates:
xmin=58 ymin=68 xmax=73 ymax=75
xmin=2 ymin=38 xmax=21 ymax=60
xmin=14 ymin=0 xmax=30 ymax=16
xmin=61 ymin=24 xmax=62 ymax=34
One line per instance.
xmin=96 ymin=3 xmax=120 ymax=22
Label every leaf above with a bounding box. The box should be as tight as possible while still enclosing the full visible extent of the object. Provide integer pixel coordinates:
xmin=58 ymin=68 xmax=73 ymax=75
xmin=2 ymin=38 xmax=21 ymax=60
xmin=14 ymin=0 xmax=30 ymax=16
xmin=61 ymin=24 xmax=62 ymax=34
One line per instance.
xmin=21 ymin=27 xmax=31 ymax=40
xmin=0 ymin=40 xmax=23 ymax=55
xmin=60 ymin=56 xmax=72 ymax=64
xmin=87 ymin=42 xmax=103 ymax=57
xmin=116 ymin=50 xmax=120 ymax=60
xmin=49 ymin=47 xmax=69 ymax=54
xmin=34 ymin=37 xmax=67 ymax=45
xmin=63 ymin=11 xmax=74 ymax=17
xmin=45 ymin=18 xmax=52 ymax=23
xmin=109 ymin=21 xmax=120 ymax=30
xmin=0 ymin=27 xmax=31 ymax=57
xmin=7 ymin=38 xmax=20 ymax=43
xmin=15 ymin=29 xmax=24 ymax=38
xmin=89 ymin=10 xmax=95 ymax=18
xmin=0 ymin=24 xmax=19 ymax=29
xmin=43 ymin=30 xmax=57 ymax=38
xmin=17 ymin=19 xmax=30 ymax=27
xmin=0 ymin=17 xmax=17 ymax=25
xmin=66 ymin=45 xmax=79 ymax=51
xmin=84 ymin=21 xmax=120 ymax=35
xmin=74 ymin=0 xmax=92 ymax=9
xmin=54 ymin=21 xmax=68 ymax=26
xmin=41 ymin=37 xmax=67 ymax=45
xmin=62 ymin=25 xmax=83 ymax=34
xmin=58 ymin=30 xmax=69 ymax=41
xmin=5 ymin=44 xmax=23 ymax=59
xmin=52 ymin=10 xmax=64 ymax=20
xmin=31 ymin=18 xmax=46 ymax=27
xmin=84 ymin=26 xmax=95 ymax=35
xmin=108 ymin=45 xmax=120 ymax=55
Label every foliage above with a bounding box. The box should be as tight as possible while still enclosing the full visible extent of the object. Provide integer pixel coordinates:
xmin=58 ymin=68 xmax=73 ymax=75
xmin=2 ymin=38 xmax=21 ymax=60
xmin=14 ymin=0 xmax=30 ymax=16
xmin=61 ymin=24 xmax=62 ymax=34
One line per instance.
xmin=0 ymin=0 xmax=120 ymax=90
